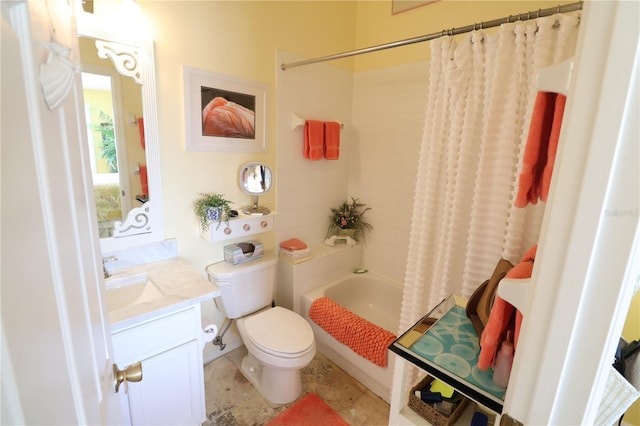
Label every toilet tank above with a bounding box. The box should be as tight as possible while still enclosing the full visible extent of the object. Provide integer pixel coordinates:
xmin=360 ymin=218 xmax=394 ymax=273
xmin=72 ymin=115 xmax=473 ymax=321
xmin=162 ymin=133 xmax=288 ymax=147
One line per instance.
xmin=206 ymin=253 xmax=278 ymax=319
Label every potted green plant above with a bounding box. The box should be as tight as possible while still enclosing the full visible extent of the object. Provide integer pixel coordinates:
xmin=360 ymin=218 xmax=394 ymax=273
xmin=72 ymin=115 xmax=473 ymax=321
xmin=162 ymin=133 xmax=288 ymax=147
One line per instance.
xmin=327 ymin=197 xmax=373 ymax=241
xmin=193 ymin=192 xmax=234 ymax=232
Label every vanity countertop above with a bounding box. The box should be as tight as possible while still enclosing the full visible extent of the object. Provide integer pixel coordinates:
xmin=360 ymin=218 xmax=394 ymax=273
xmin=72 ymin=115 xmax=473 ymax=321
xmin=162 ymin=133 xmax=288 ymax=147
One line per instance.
xmin=107 ymin=257 xmax=220 ymax=330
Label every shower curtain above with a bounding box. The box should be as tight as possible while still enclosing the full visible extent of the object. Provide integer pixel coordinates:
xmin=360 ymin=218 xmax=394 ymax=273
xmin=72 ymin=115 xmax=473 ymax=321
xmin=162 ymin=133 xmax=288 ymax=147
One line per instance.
xmin=400 ymin=13 xmax=580 ymax=340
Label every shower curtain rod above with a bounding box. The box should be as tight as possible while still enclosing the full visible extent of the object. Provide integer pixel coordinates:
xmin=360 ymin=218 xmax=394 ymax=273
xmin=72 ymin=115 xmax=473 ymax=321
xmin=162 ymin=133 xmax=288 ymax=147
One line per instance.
xmin=281 ymin=1 xmax=582 ymax=71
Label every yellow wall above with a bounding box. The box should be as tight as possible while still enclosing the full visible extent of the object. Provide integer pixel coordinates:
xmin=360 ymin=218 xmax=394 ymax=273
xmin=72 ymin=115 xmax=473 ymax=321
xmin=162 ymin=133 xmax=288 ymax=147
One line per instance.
xmin=353 ymin=0 xmax=575 ymax=70
xmin=139 ymin=0 xmax=570 ymax=270
xmin=623 ymin=291 xmax=640 ymax=425
xmin=139 ymin=1 xmax=358 ymax=267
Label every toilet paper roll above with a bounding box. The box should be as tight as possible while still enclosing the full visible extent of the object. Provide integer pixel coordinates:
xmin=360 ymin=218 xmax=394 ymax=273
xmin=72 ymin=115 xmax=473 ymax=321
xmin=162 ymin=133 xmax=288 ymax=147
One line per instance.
xmin=200 ymin=323 xmax=218 ymax=349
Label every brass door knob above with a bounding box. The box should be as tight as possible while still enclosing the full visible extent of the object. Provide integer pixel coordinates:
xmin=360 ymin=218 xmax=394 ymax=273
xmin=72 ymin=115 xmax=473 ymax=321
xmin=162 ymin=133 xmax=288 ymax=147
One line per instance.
xmin=113 ymin=362 xmax=143 ymax=393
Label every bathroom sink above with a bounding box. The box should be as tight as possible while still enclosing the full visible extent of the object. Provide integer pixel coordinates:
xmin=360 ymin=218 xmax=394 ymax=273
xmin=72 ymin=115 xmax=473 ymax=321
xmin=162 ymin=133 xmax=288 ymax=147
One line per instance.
xmin=105 ymin=273 xmax=164 ymax=311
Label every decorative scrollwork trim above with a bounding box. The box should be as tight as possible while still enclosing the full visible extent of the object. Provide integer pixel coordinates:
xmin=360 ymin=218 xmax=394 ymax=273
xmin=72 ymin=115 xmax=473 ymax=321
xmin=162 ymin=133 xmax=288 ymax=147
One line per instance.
xmin=95 ymin=40 xmax=142 ymax=85
xmin=113 ymin=204 xmax=151 ymax=237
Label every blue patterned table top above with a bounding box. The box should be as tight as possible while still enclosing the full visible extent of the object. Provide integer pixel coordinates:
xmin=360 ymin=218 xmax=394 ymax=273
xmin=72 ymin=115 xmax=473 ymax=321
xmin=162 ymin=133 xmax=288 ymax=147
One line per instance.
xmin=409 ymin=304 xmax=506 ymax=400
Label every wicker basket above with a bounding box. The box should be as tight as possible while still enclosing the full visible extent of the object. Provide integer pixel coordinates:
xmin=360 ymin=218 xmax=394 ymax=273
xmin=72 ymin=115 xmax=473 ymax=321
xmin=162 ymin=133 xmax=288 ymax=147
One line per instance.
xmin=408 ymin=375 xmax=470 ymax=426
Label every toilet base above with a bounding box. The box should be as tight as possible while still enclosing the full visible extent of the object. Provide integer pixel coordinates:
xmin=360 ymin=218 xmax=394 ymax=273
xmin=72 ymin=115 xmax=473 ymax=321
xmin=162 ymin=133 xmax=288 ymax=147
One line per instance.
xmin=240 ymin=353 xmax=303 ymax=405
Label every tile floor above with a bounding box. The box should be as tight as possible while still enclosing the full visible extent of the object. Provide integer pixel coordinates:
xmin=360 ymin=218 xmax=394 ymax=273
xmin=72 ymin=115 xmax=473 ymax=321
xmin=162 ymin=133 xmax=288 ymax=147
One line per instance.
xmin=203 ymin=346 xmax=390 ymax=426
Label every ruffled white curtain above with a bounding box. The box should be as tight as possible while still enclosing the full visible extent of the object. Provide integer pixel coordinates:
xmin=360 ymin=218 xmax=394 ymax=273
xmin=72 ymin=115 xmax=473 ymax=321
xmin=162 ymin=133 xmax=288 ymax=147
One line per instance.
xmin=400 ymin=14 xmax=580 ymax=339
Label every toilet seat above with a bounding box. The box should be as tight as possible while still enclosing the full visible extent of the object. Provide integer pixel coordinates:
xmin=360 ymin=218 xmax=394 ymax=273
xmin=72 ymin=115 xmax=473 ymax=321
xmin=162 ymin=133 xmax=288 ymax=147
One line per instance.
xmin=244 ymin=307 xmax=314 ymax=359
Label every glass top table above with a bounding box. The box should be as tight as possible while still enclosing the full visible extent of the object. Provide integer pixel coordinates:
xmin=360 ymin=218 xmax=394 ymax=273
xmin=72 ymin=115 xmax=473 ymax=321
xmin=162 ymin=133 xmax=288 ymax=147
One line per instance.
xmin=388 ymin=295 xmax=505 ymax=414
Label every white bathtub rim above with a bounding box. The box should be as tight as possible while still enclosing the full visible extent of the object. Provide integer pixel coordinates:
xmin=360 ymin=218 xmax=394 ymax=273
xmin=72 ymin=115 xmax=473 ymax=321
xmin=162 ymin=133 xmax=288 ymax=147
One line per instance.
xmin=303 ymin=270 xmax=403 ymax=302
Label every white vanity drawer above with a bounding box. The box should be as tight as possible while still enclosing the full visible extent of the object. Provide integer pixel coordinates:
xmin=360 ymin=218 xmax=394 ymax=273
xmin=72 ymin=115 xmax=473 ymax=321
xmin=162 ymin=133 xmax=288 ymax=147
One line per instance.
xmin=112 ymin=306 xmax=199 ymax=366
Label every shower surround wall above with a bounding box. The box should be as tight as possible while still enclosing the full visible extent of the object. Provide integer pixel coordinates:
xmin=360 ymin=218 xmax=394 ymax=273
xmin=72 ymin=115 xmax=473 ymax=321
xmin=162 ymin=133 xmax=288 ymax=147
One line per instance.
xmin=276 ymin=51 xmax=354 ymax=247
xmin=350 ymin=62 xmax=429 ymax=282
xmin=276 ymin=50 xmax=429 ymax=284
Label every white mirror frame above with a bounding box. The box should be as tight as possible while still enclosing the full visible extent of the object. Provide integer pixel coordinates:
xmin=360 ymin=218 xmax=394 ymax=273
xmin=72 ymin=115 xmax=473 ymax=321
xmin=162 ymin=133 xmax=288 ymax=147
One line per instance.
xmin=77 ymin=8 xmax=164 ymax=252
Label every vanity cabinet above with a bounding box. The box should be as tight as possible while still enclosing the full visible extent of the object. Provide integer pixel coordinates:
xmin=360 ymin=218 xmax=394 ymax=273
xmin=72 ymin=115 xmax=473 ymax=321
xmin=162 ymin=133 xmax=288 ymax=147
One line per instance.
xmin=111 ymin=305 xmax=206 ymax=425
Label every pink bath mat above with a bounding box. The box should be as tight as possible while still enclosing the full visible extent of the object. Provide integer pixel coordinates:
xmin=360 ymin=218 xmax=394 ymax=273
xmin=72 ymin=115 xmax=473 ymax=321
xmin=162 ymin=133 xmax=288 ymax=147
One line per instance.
xmin=266 ymin=393 xmax=349 ymax=426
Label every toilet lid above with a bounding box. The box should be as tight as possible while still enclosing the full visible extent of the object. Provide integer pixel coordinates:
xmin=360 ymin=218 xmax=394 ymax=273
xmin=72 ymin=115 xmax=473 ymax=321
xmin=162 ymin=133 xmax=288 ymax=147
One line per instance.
xmin=244 ymin=307 xmax=314 ymax=357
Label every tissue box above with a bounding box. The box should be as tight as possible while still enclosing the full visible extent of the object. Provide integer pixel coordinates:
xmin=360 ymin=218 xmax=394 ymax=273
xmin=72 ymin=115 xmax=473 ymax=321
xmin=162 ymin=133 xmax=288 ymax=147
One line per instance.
xmin=224 ymin=240 xmax=263 ymax=264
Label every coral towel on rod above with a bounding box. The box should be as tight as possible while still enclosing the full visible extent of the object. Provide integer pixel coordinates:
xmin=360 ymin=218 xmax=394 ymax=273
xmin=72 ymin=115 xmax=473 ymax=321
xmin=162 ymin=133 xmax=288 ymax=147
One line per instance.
xmin=138 ymin=117 xmax=145 ymax=150
xmin=515 ymin=92 xmax=567 ymax=207
xmin=324 ymin=121 xmax=341 ymax=160
xmin=304 ymin=120 xmax=324 ymax=160
xmin=139 ymin=165 xmax=148 ymax=196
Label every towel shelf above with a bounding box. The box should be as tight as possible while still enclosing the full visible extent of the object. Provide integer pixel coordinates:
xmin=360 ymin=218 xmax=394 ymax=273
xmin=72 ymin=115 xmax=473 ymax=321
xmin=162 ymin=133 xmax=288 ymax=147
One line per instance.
xmin=536 ymin=57 xmax=574 ymax=95
xmin=496 ymin=277 xmax=532 ymax=314
xmin=290 ymin=113 xmax=344 ymax=130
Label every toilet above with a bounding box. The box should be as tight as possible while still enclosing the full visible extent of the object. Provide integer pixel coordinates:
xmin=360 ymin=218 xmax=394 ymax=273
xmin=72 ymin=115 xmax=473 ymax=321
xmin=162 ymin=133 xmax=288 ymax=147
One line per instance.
xmin=206 ymin=254 xmax=316 ymax=405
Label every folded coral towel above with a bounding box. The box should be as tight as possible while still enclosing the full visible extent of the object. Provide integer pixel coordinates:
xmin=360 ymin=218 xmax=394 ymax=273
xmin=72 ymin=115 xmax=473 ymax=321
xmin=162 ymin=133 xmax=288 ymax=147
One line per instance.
xmin=477 ymin=244 xmax=537 ymax=371
xmin=324 ymin=121 xmax=341 ymax=160
xmin=515 ymin=92 xmax=566 ymax=207
xmin=279 ymin=238 xmax=308 ymax=251
xmin=304 ymin=120 xmax=324 ymax=161
xmin=309 ymin=297 xmax=396 ymax=367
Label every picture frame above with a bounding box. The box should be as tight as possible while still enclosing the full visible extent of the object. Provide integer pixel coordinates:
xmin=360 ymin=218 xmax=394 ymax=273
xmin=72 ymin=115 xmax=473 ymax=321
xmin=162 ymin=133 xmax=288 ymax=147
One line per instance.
xmin=184 ymin=66 xmax=267 ymax=152
xmin=391 ymin=0 xmax=439 ymax=15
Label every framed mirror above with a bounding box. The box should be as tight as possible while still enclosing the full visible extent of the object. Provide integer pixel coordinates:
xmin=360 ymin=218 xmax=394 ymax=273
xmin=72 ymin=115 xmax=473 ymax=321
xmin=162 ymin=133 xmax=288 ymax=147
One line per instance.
xmin=77 ymin=4 xmax=164 ymax=253
xmin=239 ymin=162 xmax=272 ymax=215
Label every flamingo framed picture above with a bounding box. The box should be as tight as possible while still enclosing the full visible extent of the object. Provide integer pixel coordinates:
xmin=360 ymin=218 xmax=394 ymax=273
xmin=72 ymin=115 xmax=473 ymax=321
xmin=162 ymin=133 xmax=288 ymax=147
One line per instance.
xmin=391 ymin=0 xmax=439 ymax=15
xmin=184 ymin=66 xmax=267 ymax=152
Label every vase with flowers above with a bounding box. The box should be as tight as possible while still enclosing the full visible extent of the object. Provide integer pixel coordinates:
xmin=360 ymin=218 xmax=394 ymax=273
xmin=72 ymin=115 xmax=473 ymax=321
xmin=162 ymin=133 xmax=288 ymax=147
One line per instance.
xmin=327 ymin=197 xmax=373 ymax=242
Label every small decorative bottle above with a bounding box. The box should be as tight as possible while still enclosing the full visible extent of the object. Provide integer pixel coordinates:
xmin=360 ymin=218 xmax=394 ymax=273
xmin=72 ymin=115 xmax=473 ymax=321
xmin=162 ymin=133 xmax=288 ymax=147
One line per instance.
xmin=492 ymin=331 xmax=514 ymax=388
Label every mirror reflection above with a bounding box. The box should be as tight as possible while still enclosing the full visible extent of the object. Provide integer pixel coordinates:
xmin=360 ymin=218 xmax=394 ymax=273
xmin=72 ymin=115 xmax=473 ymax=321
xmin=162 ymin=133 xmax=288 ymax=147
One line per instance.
xmin=239 ymin=162 xmax=272 ymax=215
xmin=79 ymin=36 xmax=147 ymax=238
xmin=77 ymin=2 xmax=164 ymax=252
xmin=79 ymin=37 xmax=149 ymax=238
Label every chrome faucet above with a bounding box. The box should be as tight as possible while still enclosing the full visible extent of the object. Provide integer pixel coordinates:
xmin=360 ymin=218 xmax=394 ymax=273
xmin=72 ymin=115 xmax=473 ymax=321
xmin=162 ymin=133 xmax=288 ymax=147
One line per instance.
xmin=102 ymin=256 xmax=118 ymax=279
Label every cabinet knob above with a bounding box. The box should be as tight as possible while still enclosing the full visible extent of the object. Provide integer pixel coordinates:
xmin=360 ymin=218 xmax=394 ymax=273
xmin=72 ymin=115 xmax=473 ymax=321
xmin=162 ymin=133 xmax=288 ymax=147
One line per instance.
xmin=224 ymin=227 xmax=232 ymax=235
xmin=113 ymin=362 xmax=143 ymax=393
xmin=260 ymin=221 xmax=268 ymax=228
xmin=243 ymin=224 xmax=251 ymax=231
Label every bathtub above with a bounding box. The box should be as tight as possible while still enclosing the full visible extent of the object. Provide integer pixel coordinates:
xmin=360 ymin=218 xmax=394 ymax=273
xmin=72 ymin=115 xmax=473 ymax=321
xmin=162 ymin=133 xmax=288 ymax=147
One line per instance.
xmin=302 ymin=272 xmax=402 ymax=403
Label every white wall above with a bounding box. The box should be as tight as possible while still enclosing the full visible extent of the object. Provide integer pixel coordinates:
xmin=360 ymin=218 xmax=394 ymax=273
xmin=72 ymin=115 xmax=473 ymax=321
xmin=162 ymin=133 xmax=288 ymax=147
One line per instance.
xmin=275 ymin=50 xmax=354 ymax=247
xmin=277 ymin=51 xmax=429 ymax=284
xmin=350 ymin=62 xmax=428 ymax=282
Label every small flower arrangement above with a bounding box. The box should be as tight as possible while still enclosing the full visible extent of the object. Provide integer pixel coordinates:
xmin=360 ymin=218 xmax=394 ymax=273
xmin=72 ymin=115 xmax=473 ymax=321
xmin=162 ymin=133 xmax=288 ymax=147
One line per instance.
xmin=327 ymin=197 xmax=373 ymax=241
xmin=193 ymin=192 xmax=234 ymax=232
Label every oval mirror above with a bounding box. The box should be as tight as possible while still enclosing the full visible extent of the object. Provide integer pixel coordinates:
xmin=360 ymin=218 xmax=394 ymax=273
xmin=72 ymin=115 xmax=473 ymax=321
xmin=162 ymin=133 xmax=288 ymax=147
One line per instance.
xmin=239 ymin=162 xmax=272 ymax=215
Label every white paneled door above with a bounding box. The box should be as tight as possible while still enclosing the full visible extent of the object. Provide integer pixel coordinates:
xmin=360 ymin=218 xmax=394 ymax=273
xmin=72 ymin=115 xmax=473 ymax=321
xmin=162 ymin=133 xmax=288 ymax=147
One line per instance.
xmin=1 ymin=0 xmax=121 ymax=424
xmin=503 ymin=1 xmax=640 ymax=424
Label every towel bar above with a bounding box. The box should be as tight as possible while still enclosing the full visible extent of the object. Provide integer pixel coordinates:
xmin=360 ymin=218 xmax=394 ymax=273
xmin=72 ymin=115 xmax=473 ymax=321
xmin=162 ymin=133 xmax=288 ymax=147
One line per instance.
xmin=291 ymin=113 xmax=344 ymax=130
